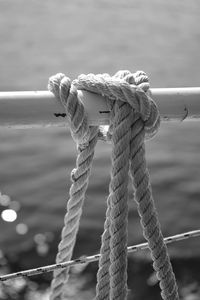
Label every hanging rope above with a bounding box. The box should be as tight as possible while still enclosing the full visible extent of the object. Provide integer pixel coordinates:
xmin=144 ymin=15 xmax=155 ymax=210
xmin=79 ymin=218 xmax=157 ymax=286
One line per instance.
xmin=48 ymin=74 xmax=99 ymax=300
xmin=48 ymin=70 xmax=179 ymax=300
xmin=129 ymin=72 xmax=178 ymax=300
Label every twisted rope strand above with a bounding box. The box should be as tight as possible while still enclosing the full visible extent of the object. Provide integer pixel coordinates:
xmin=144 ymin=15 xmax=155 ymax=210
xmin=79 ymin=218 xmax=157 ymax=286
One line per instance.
xmin=95 ymin=196 xmax=111 ymax=300
xmin=129 ymin=116 xmax=179 ymax=300
xmin=48 ymin=74 xmax=99 ymax=300
xmin=96 ymin=101 xmax=132 ymax=300
xmin=109 ymin=101 xmax=132 ymax=300
xmin=50 ymin=128 xmax=99 ymax=300
xmin=49 ymin=74 xmax=91 ymax=145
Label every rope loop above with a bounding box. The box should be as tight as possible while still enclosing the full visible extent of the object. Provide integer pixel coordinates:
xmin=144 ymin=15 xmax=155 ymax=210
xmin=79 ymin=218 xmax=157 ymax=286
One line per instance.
xmin=48 ymin=73 xmax=91 ymax=147
xmin=74 ymin=70 xmax=160 ymax=139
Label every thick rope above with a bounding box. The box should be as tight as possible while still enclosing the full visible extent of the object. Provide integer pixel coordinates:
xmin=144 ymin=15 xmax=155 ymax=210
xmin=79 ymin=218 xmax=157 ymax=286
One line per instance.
xmin=95 ymin=195 xmax=111 ymax=299
xmin=96 ymin=72 xmax=132 ymax=300
xmin=48 ymin=74 xmax=99 ymax=300
xmin=48 ymin=70 xmax=179 ymax=300
xmin=129 ymin=119 xmax=179 ymax=299
xmin=108 ymin=102 xmax=131 ymax=300
xmin=74 ymin=70 xmax=179 ymax=300
xmin=129 ymin=73 xmax=179 ymax=300
xmin=96 ymin=100 xmax=132 ymax=300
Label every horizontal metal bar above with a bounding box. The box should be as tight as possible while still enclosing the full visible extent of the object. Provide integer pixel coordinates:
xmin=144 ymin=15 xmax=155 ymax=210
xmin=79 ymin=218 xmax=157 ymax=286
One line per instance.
xmin=0 ymin=87 xmax=200 ymax=128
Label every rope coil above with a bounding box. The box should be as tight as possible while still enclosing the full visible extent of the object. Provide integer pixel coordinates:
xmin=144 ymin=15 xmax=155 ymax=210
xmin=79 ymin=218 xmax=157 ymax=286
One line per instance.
xmin=48 ymin=70 xmax=179 ymax=300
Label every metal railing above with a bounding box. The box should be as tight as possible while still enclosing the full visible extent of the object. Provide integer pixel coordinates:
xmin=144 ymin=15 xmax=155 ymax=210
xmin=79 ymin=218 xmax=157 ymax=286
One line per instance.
xmin=0 ymin=87 xmax=200 ymax=128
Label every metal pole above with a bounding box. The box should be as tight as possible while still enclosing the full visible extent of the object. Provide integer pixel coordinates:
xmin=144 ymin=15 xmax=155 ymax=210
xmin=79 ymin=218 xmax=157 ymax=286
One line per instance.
xmin=0 ymin=87 xmax=200 ymax=128
xmin=0 ymin=229 xmax=199 ymax=281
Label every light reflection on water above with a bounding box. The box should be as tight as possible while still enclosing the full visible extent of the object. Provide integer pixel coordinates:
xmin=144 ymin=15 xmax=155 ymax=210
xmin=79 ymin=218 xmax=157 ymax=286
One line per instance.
xmin=16 ymin=223 xmax=28 ymax=235
xmin=1 ymin=209 xmax=17 ymax=222
xmin=0 ymin=194 xmax=11 ymax=206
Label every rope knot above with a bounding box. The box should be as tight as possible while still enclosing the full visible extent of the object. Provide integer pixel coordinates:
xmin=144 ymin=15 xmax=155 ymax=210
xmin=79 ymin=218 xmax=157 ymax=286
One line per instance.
xmin=74 ymin=70 xmax=160 ymax=139
xmin=48 ymin=73 xmax=91 ymax=146
xmin=134 ymin=86 xmax=160 ymax=139
xmin=48 ymin=70 xmax=160 ymax=141
xmin=114 ymin=70 xmax=160 ymax=138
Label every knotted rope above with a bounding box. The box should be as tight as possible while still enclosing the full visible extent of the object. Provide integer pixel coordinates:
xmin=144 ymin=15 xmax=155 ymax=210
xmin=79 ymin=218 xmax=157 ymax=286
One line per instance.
xmin=48 ymin=70 xmax=179 ymax=300
xmin=48 ymin=74 xmax=99 ymax=300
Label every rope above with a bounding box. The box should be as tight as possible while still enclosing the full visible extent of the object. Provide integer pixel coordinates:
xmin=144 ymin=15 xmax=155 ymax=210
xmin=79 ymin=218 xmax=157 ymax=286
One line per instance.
xmin=74 ymin=70 xmax=179 ymax=300
xmin=1 ymin=230 xmax=199 ymax=282
xmin=96 ymin=72 xmax=132 ymax=300
xmin=128 ymin=72 xmax=179 ymax=300
xmin=48 ymin=74 xmax=99 ymax=300
xmin=129 ymin=120 xmax=178 ymax=300
xmin=99 ymin=100 xmax=131 ymax=300
xmin=47 ymin=70 xmax=179 ymax=299
xmin=0 ymin=71 xmax=198 ymax=299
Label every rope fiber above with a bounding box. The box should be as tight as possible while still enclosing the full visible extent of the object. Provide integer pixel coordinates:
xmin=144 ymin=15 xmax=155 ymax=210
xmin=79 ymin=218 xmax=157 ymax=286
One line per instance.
xmin=47 ymin=70 xmax=179 ymax=300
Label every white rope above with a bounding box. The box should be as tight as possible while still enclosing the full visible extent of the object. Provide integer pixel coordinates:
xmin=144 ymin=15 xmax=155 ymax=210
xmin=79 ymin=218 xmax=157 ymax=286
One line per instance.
xmin=0 ymin=229 xmax=199 ymax=282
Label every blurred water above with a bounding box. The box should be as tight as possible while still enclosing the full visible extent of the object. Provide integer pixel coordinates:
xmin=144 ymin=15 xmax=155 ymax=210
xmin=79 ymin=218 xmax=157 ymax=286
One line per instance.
xmin=0 ymin=0 xmax=200 ymax=266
